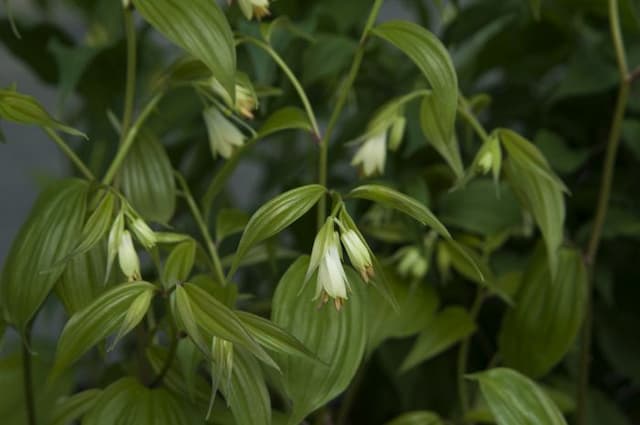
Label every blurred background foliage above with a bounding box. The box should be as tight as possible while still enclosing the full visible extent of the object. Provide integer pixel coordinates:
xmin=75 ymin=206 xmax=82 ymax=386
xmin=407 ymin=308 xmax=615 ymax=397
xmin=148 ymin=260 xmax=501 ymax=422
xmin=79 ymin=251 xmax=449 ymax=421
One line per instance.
xmin=1 ymin=0 xmax=640 ymax=424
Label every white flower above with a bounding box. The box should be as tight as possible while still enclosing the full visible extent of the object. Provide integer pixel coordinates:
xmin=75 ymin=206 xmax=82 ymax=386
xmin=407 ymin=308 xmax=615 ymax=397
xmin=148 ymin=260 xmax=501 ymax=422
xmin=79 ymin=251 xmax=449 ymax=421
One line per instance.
xmin=305 ymin=220 xmax=350 ymax=310
xmin=341 ymin=229 xmax=374 ymax=282
xmin=203 ymin=107 xmax=245 ymax=159
xmin=237 ymin=0 xmax=271 ymax=20
xmin=118 ymin=230 xmax=141 ymax=281
xmin=235 ymin=83 xmax=258 ymax=119
xmin=351 ymin=132 xmax=387 ymax=177
xmin=477 ymin=150 xmax=494 ymax=174
xmin=316 ymin=234 xmax=350 ymax=310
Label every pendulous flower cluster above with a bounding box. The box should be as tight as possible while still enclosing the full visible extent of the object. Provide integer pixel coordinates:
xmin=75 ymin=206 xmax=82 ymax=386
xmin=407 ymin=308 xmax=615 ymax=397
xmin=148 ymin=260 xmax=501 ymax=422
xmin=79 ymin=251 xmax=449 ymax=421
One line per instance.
xmin=304 ymin=217 xmax=374 ymax=310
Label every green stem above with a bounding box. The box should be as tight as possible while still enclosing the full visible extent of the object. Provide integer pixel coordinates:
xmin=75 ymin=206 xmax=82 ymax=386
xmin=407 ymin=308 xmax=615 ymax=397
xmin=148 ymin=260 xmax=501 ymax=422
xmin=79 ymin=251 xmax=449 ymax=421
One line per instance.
xmin=577 ymin=1 xmax=630 ymax=423
xmin=120 ymin=7 xmax=137 ymax=144
xmin=150 ymin=320 xmax=178 ymax=387
xmin=44 ymin=128 xmax=95 ymax=180
xmin=457 ymin=99 xmax=489 ymax=143
xmin=237 ymin=37 xmax=320 ymax=137
xmin=22 ymin=327 xmax=37 ymax=425
xmin=176 ymin=173 xmax=227 ymax=286
xmin=457 ymin=289 xmax=485 ymax=419
xmin=316 ymin=0 xmax=385 ymax=229
xmin=102 ymin=93 xmax=163 ymax=185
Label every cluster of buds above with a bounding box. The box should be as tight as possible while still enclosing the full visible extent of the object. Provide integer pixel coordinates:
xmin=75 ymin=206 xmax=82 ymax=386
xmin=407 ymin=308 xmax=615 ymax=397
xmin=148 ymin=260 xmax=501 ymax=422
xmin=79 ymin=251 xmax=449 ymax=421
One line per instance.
xmin=107 ymin=209 xmax=157 ymax=282
xmin=304 ymin=217 xmax=374 ymax=310
xmin=351 ymin=107 xmax=406 ymax=178
xmin=395 ymin=246 xmax=429 ymax=280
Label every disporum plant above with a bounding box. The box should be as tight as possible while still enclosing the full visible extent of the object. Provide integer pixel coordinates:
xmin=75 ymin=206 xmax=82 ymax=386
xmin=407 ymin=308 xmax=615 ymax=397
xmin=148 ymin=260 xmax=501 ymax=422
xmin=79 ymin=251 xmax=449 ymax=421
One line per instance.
xmin=1 ymin=0 xmax=640 ymax=424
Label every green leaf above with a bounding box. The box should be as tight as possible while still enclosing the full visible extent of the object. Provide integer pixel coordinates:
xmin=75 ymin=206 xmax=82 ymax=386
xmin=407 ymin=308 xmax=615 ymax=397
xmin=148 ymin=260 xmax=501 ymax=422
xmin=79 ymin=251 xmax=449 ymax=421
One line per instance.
xmin=51 ymin=389 xmax=101 ymax=425
xmin=162 ymin=240 xmax=196 ymax=288
xmin=134 ymin=0 xmax=236 ymax=101
xmin=438 ymin=180 xmax=521 ymax=237
xmin=385 ymin=411 xmax=444 ymax=425
xmin=366 ymin=269 xmax=439 ymax=353
xmin=178 ymin=283 xmax=278 ymax=370
xmin=467 ymin=368 xmax=568 ymax=425
xmin=302 ymin=34 xmax=357 ymax=84
xmin=0 ymin=88 xmax=86 ymax=137
xmin=223 ymin=348 xmax=272 ymax=425
xmin=442 ymin=240 xmax=487 ymax=282
xmin=400 ymin=306 xmax=476 ymax=373
xmin=216 ymin=208 xmax=250 ymax=243
xmin=257 ymin=107 xmax=313 ymax=139
xmin=501 ymin=130 xmax=566 ymax=278
xmin=236 ymin=311 xmax=318 ymax=362
xmin=1 ymin=179 xmax=88 ymax=330
xmin=372 ymin=21 xmax=458 ymax=143
xmin=420 ymin=94 xmax=464 ymax=178
xmin=83 ymin=377 xmax=199 ymax=425
xmin=71 ymin=189 xmax=116 ymax=258
xmin=349 ymin=184 xmax=450 ymax=238
xmin=260 ymin=16 xmax=314 ymax=44
xmin=120 ymin=131 xmax=176 ymax=224
xmin=498 ymin=247 xmax=587 ymax=378
xmin=271 ymin=257 xmax=367 ymax=424
xmin=229 ymin=185 xmax=326 ymax=277
xmin=529 ymin=0 xmax=541 ymax=19
xmin=53 ymin=281 xmax=156 ymax=377
xmin=55 ymin=243 xmax=107 ymax=315
xmin=535 ymin=130 xmax=590 ymax=175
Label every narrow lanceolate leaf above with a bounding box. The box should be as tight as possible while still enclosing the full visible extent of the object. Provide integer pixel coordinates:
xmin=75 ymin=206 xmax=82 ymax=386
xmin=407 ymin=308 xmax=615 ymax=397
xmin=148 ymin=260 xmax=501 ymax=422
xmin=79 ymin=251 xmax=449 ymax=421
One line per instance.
xmin=467 ymin=368 xmax=568 ymax=425
xmin=55 ymin=243 xmax=107 ymax=315
xmin=498 ymin=247 xmax=587 ymax=378
xmin=271 ymin=257 xmax=367 ymax=424
xmin=0 ymin=179 xmax=88 ymax=330
xmin=71 ymin=190 xmax=116 ymax=257
xmin=53 ymin=282 xmax=156 ymax=377
xmin=385 ymin=411 xmax=444 ymax=425
xmin=223 ymin=348 xmax=272 ymax=425
xmin=229 ymin=185 xmax=326 ymax=277
xmin=372 ymin=21 xmax=458 ymax=143
xmin=120 ymin=131 xmax=176 ymax=224
xmin=236 ymin=311 xmax=318 ymax=362
xmin=162 ymin=240 xmax=196 ymax=288
xmin=349 ymin=184 xmax=450 ymax=238
xmin=178 ymin=283 xmax=278 ymax=370
xmin=257 ymin=107 xmax=313 ymax=139
xmin=0 ymin=88 xmax=86 ymax=137
xmin=400 ymin=307 xmax=476 ymax=373
xmin=500 ymin=129 xmax=566 ymax=278
xmin=134 ymin=0 xmax=236 ymax=101
xmin=50 ymin=389 xmax=102 ymax=425
xmin=420 ymin=94 xmax=464 ymax=178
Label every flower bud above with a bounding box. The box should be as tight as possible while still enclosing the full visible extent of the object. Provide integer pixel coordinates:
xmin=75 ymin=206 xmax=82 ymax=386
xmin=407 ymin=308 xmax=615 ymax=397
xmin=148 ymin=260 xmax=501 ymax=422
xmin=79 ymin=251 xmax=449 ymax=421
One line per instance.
xmin=204 ymin=107 xmax=246 ymax=159
xmin=341 ymin=229 xmax=374 ymax=282
xmin=397 ymin=247 xmax=428 ymax=279
xmin=118 ymin=230 xmax=141 ymax=281
xmin=130 ymin=218 xmax=156 ymax=249
xmin=388 ymin=116 xmax=406 ymax=152
xmin=237 ymin=0 xmax=271 ymax=20
xmin=106 ymin=212 xmax=125 ymax=282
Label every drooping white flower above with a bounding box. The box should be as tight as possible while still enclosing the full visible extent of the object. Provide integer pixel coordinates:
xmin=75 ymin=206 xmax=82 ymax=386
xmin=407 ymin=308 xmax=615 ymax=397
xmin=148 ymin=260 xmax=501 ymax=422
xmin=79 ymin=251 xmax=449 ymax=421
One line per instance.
xmin=237 ymin=0 xmax=271 ymax=20
xmin=305 ymin=219 xmax=350 ymax=310
xmin=316 ymin=233 xmax=350 ymax=310
xmin=340 ymin=229 xmax=374 ymax=283
xmin=118 ymin=230 xmax=141 ymax=281
xmin=351 ymin=132 xmax=387 ymax=177
xmin=203 ymin=107 xmax=245 ymax=159
xmin=209 ymin=76 xmax=258 ymax=119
